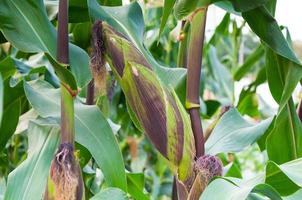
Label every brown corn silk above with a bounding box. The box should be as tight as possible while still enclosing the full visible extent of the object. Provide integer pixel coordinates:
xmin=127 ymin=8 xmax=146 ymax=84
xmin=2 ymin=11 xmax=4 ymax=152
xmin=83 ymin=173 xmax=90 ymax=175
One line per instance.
xmin=50 ymin=144 xmax=83 ymax=200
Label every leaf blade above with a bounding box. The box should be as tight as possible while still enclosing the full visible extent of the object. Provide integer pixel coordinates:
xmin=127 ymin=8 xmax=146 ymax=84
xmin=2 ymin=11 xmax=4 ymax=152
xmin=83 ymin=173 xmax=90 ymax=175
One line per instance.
xmin=205 ymin=108 xmax=272 ymax=155
xmin=0 ymin=0 xmax=91 ymax=88
xmin=266 ymin=159 xmax=302 ymax=195
xmin=159 ymin=0 xmax=176 ymax=38
xmin=5 ymin=122 xmax=60 ymax=200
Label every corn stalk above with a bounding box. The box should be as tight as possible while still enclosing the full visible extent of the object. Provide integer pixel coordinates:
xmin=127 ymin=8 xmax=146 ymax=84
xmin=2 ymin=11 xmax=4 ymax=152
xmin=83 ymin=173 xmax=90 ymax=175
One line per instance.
xmin=48 ymin=0 xmax=83 ymax=199
xmin=177 ymin=20 xmax=190 ymax=68
xmin=185 ymin=8 xmax=207 ymax=158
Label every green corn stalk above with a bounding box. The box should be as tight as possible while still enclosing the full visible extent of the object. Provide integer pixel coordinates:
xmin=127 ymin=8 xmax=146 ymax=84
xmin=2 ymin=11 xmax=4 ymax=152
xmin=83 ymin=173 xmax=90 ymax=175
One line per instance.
xmin=92 ymin=21 xmax=196 ymax=182
xmin=185 ymin=7 xmax=207 ymax=158
xmin=177 ymin=20 xmax=190 ymax=68
xmin=174 ymin=6 xmax=224 ymax=199
xmin=47 ymin=0 xmax=84 ymax=199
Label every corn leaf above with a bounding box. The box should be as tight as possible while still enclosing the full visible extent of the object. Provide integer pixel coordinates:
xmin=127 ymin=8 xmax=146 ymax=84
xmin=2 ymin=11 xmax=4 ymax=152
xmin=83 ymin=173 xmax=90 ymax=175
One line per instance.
xmin=205 ymin=108 xmax=272 ymax=155
xmin=266 ymin=158 xmax=302 ymax=196
xmin=0 ymin=0 xmax=91 ymax=88
xmin=5 ymin=121 xmax=60 ymax=200
xmin=91 ymin=188 xmax=128 ymax=200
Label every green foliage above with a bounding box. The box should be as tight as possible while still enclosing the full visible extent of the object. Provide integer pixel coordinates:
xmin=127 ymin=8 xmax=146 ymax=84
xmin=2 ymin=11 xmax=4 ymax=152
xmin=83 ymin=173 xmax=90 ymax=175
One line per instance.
xmin=159 ymin=0 xmax=176 ymax=38
xmin=91 ymin=188 xmax=128 ymax=200
xmin=205 ymin=108 xmax=272 ymax=155
xmin=24 ymin=80 xmax=127 ymax=190
xmin=5 ymin=121 xmax=60 ymax=200
xmin=0 ymin=0 xmax=91 ymax=88
xmin=266 ymin=159 xmax=302 ymax=195
xmin=0 ymin=0 xmax=301 ymax=199
xmin=127 ymin=173 xmax=149 ymax=200
xmin=0 ymin=74 xmax=3 ymax=123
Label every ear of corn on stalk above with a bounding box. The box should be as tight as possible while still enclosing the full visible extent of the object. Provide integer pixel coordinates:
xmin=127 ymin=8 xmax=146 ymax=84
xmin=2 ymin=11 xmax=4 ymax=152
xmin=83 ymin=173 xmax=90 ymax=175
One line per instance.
xmin=92 ymin=21 xmax=223 ymax=199
xmin=92 ymin=21 xmax=196 ymax=181
xmin=50 ymin=143 xmax=84 ymax=200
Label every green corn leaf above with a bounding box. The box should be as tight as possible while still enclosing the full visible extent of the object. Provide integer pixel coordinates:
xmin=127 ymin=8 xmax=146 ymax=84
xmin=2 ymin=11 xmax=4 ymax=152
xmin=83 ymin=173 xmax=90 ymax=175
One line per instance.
xmin=0 ymin=74 xmax=3 ymax=124
xmin=0 ymin=79 xmax=23 ymax=151
xmin=0 ymin=57 xmax=16 ymax=81
xmin=231 ymin=0 xmax=269 ymax=12
xmin=69 ymin=0 xmax=90 ymax=23
xmin=100 ymin=0 xmax=122 ymax=6
xmin=265 ymin=49 xmax=302 ymax=164
xmin=202 ymin=154 xmax=302 ymax=199
xmin=266 ymin=99 xmax=302 ymax=164
xmin=234 ymin=45 xmax=264 ymax=81
xmin=201 ymin=174 xmax=282 ymax=200
xmin=242 ymin=7 xmax=302 ymax=111
xmin=266 ymin=158 xmax=302 ymax=196
xmin=200 ymin=175 xmax=265 ymax=200
xmin=207 ymin=45 xmax=234 ymax=105
xmin=5 ymin=121 xmax=60 ymax=200
xmin=91 ymin=188 xmax=129 ymax=200
xmin=0 ymin=32 xmax=6 ymax=44
xmin=173 ymin=0 xmax=199 ymax=20
xmin=0 ymin=98 xmax=20 ymax=151
xmin=45 ymin=54 xmax=78 ymax=91
xmin=173 ymin=0 xmax=252 ymax=20
xmin=0 ymin=0 xmax=91 ymax=88
xmin=159 ymin=0 xmax=176 ymax=38
xmin=126 ymin=173 xmax=149 ymax=200
xmin=207 ymin=13 xmax=230 ymax=46
xmin=284 ymin=190 xmax=302 ymax=200
xmin=265 ymin=48 xmax=302 ymax=110
xmin=205 ymin=108 xmax=272 ymax=155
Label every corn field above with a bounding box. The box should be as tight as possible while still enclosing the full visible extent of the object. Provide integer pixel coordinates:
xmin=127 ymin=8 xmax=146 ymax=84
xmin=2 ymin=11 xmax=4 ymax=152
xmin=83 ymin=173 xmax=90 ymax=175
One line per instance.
xmin=0 ymin=0 xmax=302 ymax=199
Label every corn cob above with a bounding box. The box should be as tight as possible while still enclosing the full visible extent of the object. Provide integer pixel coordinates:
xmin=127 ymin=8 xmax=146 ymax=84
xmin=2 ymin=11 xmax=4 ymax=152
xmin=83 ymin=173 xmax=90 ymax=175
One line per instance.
xmin=92 ymin=21 xmax=196 ymax=182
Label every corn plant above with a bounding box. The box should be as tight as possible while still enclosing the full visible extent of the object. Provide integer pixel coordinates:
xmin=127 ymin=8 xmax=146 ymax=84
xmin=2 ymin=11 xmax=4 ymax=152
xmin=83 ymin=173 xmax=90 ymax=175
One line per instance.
xmin=0 ymin=0 xmax=302 ymax=199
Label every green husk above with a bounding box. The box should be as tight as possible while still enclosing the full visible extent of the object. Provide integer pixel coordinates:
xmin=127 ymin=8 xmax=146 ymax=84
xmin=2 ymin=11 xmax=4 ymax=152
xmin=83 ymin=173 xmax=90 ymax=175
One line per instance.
xmin=92 ymin=21 xmax=196 ymax=181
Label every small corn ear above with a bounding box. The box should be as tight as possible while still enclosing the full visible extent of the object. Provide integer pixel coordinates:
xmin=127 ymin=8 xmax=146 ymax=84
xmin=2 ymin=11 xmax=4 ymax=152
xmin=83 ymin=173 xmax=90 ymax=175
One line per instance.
xmin=92 ymin=21 xmax=196 ymax=181
xmin=50 ymin=143 xmax=84 ymax=200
